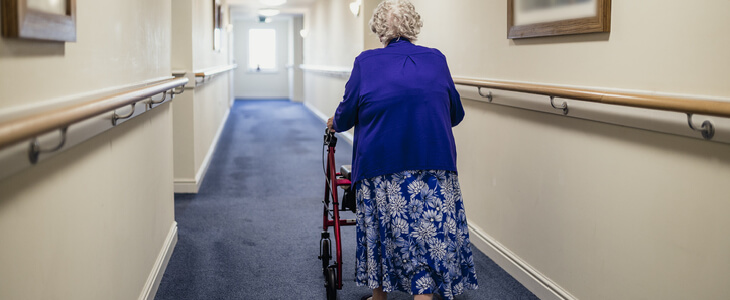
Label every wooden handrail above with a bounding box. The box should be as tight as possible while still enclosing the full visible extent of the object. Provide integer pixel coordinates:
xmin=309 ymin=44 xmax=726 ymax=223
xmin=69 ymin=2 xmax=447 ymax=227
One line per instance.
xmin=195 ymin=64 xmax=238 ymax=78
xmin=0 ymin=77 xmax=189 ymax=151
xmin=453 ymin=77 xmax=730 ymax=118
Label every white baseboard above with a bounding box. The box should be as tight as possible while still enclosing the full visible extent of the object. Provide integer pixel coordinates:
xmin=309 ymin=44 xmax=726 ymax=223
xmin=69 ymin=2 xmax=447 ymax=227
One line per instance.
xmin=235 ymin=96 xmax=290 ymax=100
xmin=174 ymin=108 xmax=231 ymax=193
xmin=174 ymin=179 xmax=198 ymax=194
xmin=303 ymin=101 xmax=354 ymax=145
xmin=139 ymin=222 xmax=178 ymax=300
xmin=467 ymin=222 xmax=577 ymax=300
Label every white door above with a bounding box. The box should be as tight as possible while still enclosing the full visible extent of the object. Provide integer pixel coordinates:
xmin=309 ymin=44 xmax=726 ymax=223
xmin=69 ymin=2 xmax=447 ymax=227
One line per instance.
xmin=233 ymin=18 xmax=290 ymax=99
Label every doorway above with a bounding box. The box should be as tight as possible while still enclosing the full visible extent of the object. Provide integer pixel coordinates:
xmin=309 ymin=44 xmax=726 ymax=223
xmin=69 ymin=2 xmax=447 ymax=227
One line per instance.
xmin=233 ymin=16 xmax=302 ymax=100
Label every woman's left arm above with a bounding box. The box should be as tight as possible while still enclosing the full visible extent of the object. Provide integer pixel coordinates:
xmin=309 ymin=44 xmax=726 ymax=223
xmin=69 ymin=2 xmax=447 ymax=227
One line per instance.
xmin=434 ymin=49 xmax=464 ymax=126
xmin=446 ymin=65 xmax=465 ymax=127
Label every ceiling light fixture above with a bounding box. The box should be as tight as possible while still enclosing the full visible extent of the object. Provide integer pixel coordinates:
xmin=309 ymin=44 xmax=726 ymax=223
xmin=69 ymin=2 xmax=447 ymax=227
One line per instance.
xmin=349 ymin=0 xmax=362 ymax=17
xmin=259 ymin=0 xmax=286 ymax=6
xmin=258 ymin=8 xmax=280 ymax=17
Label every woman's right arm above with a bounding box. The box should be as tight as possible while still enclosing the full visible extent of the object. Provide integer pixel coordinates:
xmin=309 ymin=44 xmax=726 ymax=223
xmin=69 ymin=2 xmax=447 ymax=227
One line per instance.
xmin=332 ymin=59 xmax=361 ymax=132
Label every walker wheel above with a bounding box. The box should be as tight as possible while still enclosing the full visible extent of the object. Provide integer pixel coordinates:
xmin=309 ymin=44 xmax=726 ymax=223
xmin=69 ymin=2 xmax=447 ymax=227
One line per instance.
xmin=325 ymin=265 xmax=337 ymax=300
xmin=319 ymin=238 xmax=331 ymax=275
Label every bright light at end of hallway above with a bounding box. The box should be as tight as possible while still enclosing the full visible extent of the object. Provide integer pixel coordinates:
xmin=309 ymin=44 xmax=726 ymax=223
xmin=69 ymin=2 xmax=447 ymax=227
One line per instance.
xmin=27 ymin=0 xmax=67 ymax=15
xmin=249 ymin=28 xmax=277 ymax=71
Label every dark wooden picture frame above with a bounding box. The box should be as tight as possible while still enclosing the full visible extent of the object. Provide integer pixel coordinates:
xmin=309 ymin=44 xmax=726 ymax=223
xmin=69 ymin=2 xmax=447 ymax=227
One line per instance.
xmin=1 ymin=0 xmax=76 ymax=42
xmin=508 ymin=0 xmax=610 ymax=39
xmin=213 ymin=0 xmax=222 ymax=51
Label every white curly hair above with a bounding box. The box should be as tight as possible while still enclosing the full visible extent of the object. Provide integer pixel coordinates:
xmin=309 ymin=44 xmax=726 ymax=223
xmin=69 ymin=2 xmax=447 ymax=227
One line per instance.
xmin=369 ymin=0 xmax=423 ymax=46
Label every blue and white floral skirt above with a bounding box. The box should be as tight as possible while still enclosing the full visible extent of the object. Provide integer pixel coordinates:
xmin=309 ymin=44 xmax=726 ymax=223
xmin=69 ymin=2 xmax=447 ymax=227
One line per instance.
xmin=354 ymin=170 xmax=478 ymax=299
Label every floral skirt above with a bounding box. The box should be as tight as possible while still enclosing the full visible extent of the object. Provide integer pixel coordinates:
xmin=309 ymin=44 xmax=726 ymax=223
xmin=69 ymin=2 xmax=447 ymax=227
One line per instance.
xmin=354 ymin=170 xmax=478 ymax=299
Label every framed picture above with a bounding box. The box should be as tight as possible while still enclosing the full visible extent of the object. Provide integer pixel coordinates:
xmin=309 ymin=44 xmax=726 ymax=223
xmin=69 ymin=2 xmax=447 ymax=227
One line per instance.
xmin=508 ymin=0 xmax=610 ymax=39
xmin=213 ymin=0 xmax=222 ymax=51
xmin=1 ymin=0 xmax=77 ymax=42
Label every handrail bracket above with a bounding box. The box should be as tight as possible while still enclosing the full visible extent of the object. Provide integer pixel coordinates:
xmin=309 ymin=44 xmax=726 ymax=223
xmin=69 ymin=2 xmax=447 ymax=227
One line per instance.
xmin=147 ymin=90 xmax=168 ymax=109
xmin=687 ymin=113 xmax=715 ymax=140
xmin=28 ymin=127 xmax=68 ymax=164
xmin=478 ymin=87 xmax=493 ymax=102
xmin=112 ymin=103 xmax=137 ymax=126
xmin=169 ymin=85 xmax=185 ymax=96
xmin=550 ymin=96 xmax=569 ymax=115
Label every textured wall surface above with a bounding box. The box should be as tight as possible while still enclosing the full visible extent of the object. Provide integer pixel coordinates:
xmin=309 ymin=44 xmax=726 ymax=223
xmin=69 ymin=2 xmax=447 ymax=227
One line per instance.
xmin=171 ymin=0 xmax=233 ymax=191
xmin=0 ymin=0 xmax=176 ymax=299
xmin=301 ymin=0 xmax=730 ymax=299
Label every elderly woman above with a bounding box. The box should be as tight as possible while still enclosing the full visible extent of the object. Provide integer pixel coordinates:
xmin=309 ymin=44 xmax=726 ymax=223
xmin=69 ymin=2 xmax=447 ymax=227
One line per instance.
xmin=326 ymin=1 xmax=478 ymax=299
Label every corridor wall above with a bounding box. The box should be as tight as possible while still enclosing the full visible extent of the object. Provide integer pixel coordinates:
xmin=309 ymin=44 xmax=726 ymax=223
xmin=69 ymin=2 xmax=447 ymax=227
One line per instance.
xmin=301 ymin=0 xmax=366 ymax=118
xmin=302 ymin=0 xmax=730 ymax=299
xmin=0 ymin=1 xmax=177 ymax=299
xmin=289 ymin=16 xmax=304 ymax=102
xmin=172 ymin=0 xmax=234 ymax=193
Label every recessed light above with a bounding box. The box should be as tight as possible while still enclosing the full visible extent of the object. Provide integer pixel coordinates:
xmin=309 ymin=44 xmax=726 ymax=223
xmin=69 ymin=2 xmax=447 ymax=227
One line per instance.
xmin=259 ymin=0 xmax=286 ymax=6
xmin=258 ymin=9 xmax=280 ymax=17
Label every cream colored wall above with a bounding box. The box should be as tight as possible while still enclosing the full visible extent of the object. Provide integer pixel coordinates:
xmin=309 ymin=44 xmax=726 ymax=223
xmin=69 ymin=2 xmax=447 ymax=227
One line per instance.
xmin=192 ymin=0 xmax=233 ymax=180
xmin=303 ymin=0 xmax=730 ymax=299
xmin=172 ymin=0 xmax=193 ymax=72
xmin=172 ymin=0 xmax=233 ymax=192
xmin=171 ymin=1 xmax=196 ymax=183
xmin=455 ymin=102 xmax=730 ymax=300
xmin=193 ymin=76 xmax=231 ymax=172
xmin=413 ymin=1 xmax=730 ymax=299
xmin=303 ymin=71 xmax=351 ymax=119
xmin=361 ymin=0 xmax=382 ymax=51
xmin=289 ymin=16 xmax=304 ymax=102
xmin=302 ymin=0 xmax=364 ymax=117
xmin=0 ymin=0 xmax=170 ymax=110
xmin=192 ymin=0 xmax=230 ymax=71
xmin=415 ymin=0 xmax=730 ymax=96
xmin=306 ymin=0 xmax=363 ymax=66
xmin=172 ymin=92 xmax=196 ymax=180
xmin=0 ymin=0 xmax=175 ymax=299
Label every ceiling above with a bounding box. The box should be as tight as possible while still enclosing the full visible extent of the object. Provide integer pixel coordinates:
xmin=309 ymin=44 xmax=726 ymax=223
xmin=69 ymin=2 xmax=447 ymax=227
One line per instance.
xmin=229 ymin=0 xmax=317 ymax=18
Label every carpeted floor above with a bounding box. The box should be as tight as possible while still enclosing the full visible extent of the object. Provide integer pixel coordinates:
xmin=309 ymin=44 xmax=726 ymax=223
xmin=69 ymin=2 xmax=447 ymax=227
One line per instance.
xmin=154 ymin=100 xmax=540 ymax=300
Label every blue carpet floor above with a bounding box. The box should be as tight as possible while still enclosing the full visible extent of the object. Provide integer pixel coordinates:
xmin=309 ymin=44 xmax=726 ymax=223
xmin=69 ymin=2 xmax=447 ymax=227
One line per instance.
xmin=155 ymin=100 xmax=540 ymax=300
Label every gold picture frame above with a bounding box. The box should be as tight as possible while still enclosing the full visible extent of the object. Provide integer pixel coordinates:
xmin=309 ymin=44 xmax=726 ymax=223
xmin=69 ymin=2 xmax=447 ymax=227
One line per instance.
xmin=1 ymin=0 xmax=76 ymax=42
xmin=508 ymin=0 xmax=610 ymax=39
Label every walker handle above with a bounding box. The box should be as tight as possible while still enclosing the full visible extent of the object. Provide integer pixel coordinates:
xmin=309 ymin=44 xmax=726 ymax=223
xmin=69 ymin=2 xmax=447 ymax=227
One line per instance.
xmin=324 ymin=127 xmax=337 ymax=147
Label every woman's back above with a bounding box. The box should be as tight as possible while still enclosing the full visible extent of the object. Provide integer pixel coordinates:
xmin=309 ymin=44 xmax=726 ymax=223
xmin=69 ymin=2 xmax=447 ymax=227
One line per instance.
xmin=328 ymin=2 xmax=478 ymax=299
xmin=335 ymin=39 xmax=464 ymax=183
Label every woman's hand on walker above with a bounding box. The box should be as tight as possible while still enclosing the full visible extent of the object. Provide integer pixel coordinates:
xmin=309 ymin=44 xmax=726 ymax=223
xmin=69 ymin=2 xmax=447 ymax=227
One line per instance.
xmin=327 ymin=116 xmax=335 ymax=132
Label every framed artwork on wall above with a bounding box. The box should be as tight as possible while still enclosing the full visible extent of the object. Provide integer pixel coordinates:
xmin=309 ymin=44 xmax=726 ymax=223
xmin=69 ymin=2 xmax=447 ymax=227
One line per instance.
xmin=1 ymin=0 xmax=77 ymax=42
xmin=213 ymin=0 xmax=222 ymax=51
xmin=508 ymin=0 xmax=610 ymax=39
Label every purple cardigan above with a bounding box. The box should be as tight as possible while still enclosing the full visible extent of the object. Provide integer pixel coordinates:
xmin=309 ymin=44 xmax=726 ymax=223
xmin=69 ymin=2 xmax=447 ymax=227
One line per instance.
xmin=333 ymin=39 xmax=464 ymax=184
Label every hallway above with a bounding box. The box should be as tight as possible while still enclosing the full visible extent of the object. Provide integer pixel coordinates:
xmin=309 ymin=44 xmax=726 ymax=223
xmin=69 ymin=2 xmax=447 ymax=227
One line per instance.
xmin=154 ymin=100 xmax=539 ymax=299
xmin=3 ymin=1 xmax=730 ymax=299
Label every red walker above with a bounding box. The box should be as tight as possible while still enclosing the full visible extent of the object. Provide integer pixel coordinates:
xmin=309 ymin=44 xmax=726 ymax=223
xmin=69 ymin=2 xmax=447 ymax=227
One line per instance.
xmin=319 ymin=128 xmax=356 ymax=300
